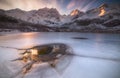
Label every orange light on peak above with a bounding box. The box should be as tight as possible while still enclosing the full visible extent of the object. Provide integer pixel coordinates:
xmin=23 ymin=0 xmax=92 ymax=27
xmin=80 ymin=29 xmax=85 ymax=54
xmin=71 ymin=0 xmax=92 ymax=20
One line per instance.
xmin=99 ymin=7 xmax=106 ymax=16
xmin=70 ymin=9 xmax=79 ymax=16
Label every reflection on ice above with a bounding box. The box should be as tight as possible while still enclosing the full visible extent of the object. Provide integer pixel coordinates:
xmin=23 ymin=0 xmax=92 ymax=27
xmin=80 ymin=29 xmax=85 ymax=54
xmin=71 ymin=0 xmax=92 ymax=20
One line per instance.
xmin=10 ymin=43 xmax=73 ymax=78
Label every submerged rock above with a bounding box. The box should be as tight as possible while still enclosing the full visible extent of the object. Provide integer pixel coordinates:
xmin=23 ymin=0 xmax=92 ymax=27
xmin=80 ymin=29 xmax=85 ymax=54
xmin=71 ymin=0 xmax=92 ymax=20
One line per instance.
xmin=11 ymin=43 xmax=73 ymax=77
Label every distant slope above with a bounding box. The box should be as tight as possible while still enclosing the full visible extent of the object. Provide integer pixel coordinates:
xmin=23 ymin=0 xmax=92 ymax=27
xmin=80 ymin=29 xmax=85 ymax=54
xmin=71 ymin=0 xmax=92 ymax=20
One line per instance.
xmin=0 ymin=10 xmax=53 ymax=32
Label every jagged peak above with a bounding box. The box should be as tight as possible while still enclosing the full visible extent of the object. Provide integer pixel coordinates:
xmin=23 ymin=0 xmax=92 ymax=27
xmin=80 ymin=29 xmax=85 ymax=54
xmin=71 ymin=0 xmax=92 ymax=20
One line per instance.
xmin=37 ymin=7 xmax=60 ymax=15
xmin=70 ymin=9 xmax=84 ymax=16
xmin=38 ymin=7 xmax=58 ymax=12
xmin=6 ymin=8 xmax=26 ymax=13
xmin=8 ymin=8 xmax=22 ymax=11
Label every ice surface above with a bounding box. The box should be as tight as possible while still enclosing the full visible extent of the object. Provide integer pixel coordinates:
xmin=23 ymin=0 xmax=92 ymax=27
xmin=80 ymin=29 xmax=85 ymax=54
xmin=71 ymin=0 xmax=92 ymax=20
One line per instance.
xmin=0 ymin=32 xmax=120 ymax=78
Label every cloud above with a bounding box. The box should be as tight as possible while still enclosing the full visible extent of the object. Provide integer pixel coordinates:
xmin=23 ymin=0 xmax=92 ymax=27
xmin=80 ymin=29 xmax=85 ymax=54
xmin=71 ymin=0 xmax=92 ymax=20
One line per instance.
xmin=66 ymin=0 xmax=97 ymax=12
xmin=67 ymin=0 xmax=85 ymax=10
xmin=0 ymin=0 xmax=63 ymax=13
xmin=67 ymin=1 xmax=75 ymax=9
xmin=81 ymin=0 xmax=97 ymax=11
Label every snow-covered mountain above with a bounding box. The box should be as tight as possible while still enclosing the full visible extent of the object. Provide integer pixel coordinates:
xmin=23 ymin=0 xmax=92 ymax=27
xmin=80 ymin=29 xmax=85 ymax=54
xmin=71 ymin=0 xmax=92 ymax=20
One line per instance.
xmin=0 ymin=3 xmax=120 ymax=33
xmin=61 ymin=3 xmax=120 ymax=32
xmin=5 ymin=8 xmax=61 ymax=27
xmin=5 ymin=8 xmax=85 ymax=26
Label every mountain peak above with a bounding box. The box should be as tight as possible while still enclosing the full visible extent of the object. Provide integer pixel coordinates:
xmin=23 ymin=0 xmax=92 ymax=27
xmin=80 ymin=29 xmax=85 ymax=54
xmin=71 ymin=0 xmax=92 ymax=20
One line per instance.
xmin=98 ymin=4 xmax=107 ymax=16
xmin=37 ymin=7 xmax=60 ymax=15
xmin=70 ymin=9 xmax=80 ymax=16
xmin=99 ymin=3 xmax=108 ymax=8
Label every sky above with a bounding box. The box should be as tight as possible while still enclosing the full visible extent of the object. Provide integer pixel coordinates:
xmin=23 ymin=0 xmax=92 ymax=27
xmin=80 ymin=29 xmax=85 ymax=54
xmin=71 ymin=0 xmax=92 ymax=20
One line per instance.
xmin=0 ymin=0 xmax=120 ymax=14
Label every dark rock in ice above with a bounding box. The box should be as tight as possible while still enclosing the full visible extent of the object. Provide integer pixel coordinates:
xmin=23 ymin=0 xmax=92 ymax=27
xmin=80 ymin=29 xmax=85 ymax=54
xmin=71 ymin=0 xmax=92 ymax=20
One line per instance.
xmin=72 ymin=37 xmax=88 ymax=40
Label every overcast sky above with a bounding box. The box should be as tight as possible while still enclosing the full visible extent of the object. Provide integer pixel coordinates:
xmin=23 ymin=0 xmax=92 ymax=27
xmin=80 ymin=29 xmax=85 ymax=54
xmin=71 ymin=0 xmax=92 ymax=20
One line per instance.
xmin=0 ymin=0 xmax=120 ymax=14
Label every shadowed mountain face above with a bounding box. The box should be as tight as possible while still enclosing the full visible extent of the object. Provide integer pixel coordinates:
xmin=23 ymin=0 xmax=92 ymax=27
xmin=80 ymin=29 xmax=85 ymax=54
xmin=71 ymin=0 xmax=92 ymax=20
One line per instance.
xmin=5 ymin=8 xmax=61 ymax=26
xmin=0 ymin=10 xmax=53 ymax=32
xmin=0 ymin=3 xmax=120 ymax=33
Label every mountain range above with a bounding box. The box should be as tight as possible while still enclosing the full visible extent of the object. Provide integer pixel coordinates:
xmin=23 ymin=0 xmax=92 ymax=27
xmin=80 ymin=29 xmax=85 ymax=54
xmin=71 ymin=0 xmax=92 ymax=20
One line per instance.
xmin=0 ymin=3 xmax=120 ymax=33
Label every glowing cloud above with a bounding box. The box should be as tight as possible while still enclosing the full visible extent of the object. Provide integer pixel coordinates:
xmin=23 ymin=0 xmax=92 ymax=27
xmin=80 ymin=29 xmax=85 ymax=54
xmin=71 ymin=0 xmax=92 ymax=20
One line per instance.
xmin=66 ymin=0 xmax=97 ymax=12
xmin=81 ymin=0 xmax=97 ymax=12
xmin=67 ymin=1 xmax=75 ymax=9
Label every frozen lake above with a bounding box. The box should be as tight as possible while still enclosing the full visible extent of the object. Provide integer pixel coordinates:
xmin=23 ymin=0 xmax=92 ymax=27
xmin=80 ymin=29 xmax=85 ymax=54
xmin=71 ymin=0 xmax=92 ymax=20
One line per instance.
xmin=0 ymin=32 xmax=120 ymax=78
